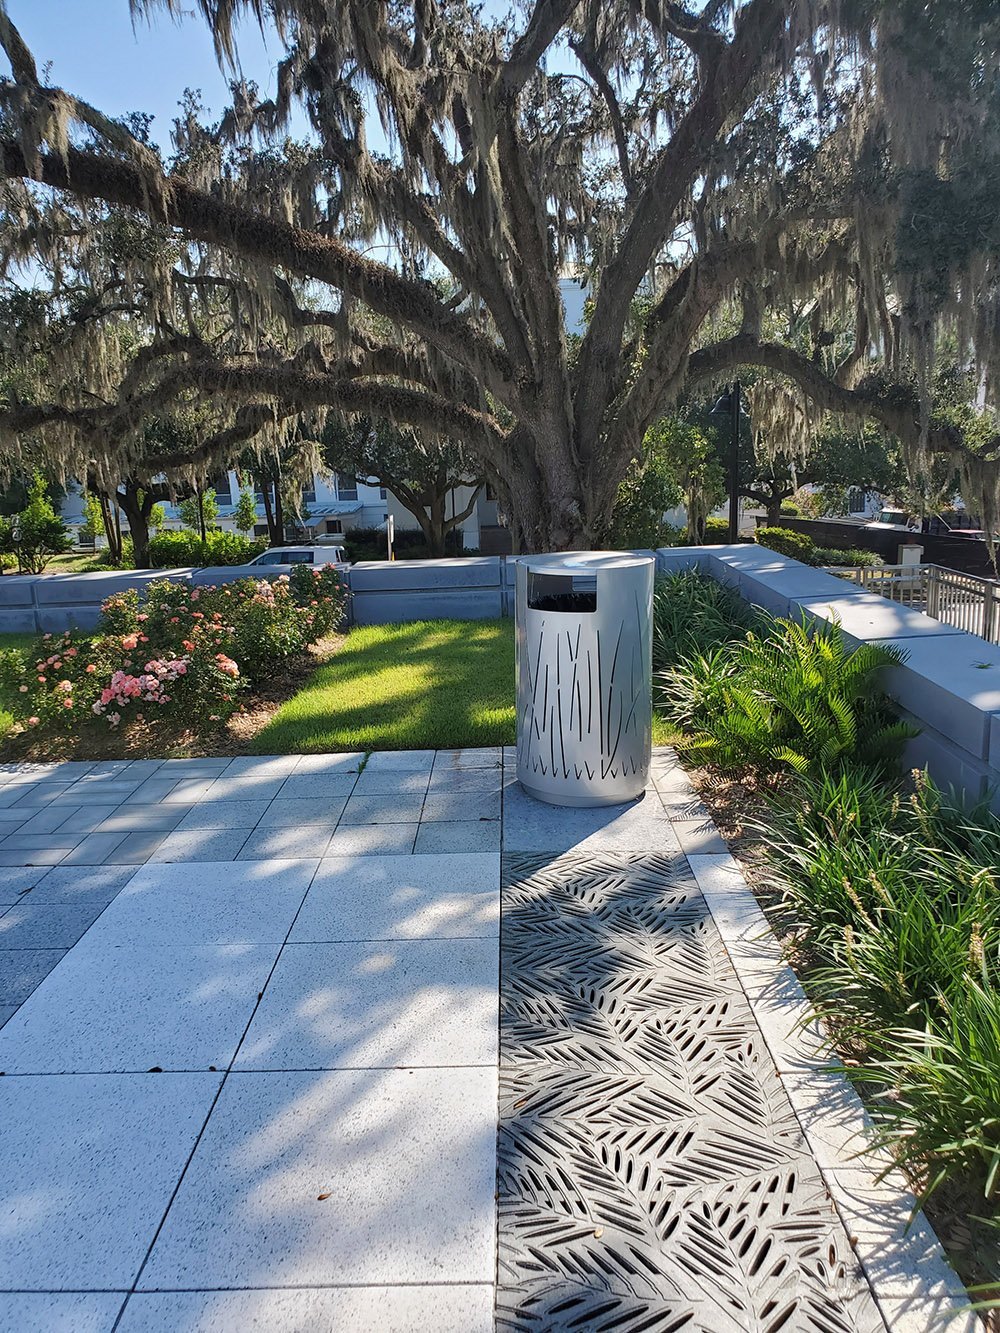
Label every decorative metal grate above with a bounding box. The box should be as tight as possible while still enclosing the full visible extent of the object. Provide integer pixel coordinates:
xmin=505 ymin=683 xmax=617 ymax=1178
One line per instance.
xmin=497 ymin=853 xmax=886 ymax=1333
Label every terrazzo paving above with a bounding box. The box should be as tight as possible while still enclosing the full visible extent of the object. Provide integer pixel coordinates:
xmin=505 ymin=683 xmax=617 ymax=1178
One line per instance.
xmin=0 ymin=748 xmax=973 ymax=1332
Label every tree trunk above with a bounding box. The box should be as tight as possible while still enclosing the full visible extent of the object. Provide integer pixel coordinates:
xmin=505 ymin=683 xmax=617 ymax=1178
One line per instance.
xmin=98 ymin=492 xmax=122 ymax=563
xmin=116 ymin=481 xmax=152 ymax=567
xmin=427 ymin=490 xmax=446 ymax=557
xmin=256 ymin=473 xmax=282 ymax=545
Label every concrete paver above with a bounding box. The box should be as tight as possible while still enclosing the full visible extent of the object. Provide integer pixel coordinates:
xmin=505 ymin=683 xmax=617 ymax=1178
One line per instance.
xmin=0 ymin=747 xmax=970 ymax=1332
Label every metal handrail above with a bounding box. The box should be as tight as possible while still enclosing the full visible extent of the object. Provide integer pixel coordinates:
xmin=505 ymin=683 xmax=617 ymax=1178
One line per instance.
xmin=826 ymin=562 xmax=1000 ymax=645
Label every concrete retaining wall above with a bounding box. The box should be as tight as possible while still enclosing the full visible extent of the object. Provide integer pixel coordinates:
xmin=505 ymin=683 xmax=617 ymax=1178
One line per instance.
xmin=4 ymin=547 xmax=997 ymax=804
xmin=658 ymin=544 xmax=1000 ymax=806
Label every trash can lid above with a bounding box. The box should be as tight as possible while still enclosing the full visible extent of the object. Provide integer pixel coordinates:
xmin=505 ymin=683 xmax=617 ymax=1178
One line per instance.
xmin=517 ymin=551 xmax=654 ymax=574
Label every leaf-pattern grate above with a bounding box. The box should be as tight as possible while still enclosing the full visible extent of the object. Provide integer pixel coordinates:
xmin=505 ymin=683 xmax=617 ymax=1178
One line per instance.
xmin=497 ymin=853 xmax=886 ymax=1333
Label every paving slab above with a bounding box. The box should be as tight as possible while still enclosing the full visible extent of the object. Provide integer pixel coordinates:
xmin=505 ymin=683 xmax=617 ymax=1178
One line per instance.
xmin=352 ymin=768 xmax=430 ymax=795
xmin=0 ymin=1293 xmax=124 ymax=1333
xmin=99 ymin=805 xmax=191 ymax=832
xmin=0 ymin=900 xmax=107 ymax=949
xmin=237 ymin=825 xmax=334 ymax=861
xmin=340 ymin=793 xmax=426 ymax=824
xmin=117 ymin=1286 xmax=492 ymax=1333
xmin=293 ymin=751 xmax=365 ymax=773
xmin=28 ymin=863 xmax=140 ymax=905
xmin=58 ymin=832 xmax=129 ymax=865
xmin=139 ymin=1067 xmax=497 ymax=1289
xmin=256 ymin=796 xmax=348 ymax=827
xmin=326 ymin=823 xmax=418 ymax=856
xmin=414 ymin=820 xmax=501 ymax=853
xmin=149 ymin=828 xmax=251 ymax=862
xmin=0 ymin=866 xmax=48 ymax=901
xmin=79 ymin=859 xmax=317 ymax=947
xmin=0 ymin=942 xmax=279 ymax=1073
xmin=235 ymin=937 xmax=498 ymax=1070
xmin=0 ymin=1071 xmax=222 ymax=1289
xmin=292 ymin=853 xmax=499 ymax=942
xmin=427 ymin=766 xmax=502 ymax=793
xmin=502 ymin=782 xmax=680 ymax=853
xmin=276 ymin=774 xmax=359 ymax=800
xmin=421 ymin=791 xmax=501 ymax=821
xmin=364 ymin=748 xmax=436 ymax=772
xmin=174 ymin=799 xmax=271 ymax=829
xmin=0 ymin=948 xmax=66 ymax=1003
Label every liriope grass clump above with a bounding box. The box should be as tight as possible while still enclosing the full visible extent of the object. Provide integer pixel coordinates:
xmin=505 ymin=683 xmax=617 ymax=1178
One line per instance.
xmin=763 ymin=767 xmax=1000 ymax=1210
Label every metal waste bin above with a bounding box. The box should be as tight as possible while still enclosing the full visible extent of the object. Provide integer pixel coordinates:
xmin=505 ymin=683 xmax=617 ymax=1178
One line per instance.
xmin=515 ymin=552 xmax=654 ymax=806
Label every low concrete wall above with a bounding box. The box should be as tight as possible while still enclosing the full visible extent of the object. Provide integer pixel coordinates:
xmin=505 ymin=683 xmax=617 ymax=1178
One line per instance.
xmin=4 ymin=548 xmax=997 ymax=803
xmin=658 ymin=544 xmax=1000 ymax=806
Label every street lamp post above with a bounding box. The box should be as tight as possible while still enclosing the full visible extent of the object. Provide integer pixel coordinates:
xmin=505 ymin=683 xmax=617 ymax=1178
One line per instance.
xmin=710 ymin=381 xmax=743 ymax=544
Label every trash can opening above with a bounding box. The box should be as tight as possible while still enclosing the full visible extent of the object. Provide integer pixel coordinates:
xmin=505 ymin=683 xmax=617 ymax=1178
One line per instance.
xmin=526 ymin=570 xmax=598 ymax=613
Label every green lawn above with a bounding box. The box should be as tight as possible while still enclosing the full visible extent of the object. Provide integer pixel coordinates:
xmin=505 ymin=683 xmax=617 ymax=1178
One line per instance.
xmin=0 ymin=632 xmax=43 ymax=742
xmin=254 ymin=618 xmax=677 ymax=754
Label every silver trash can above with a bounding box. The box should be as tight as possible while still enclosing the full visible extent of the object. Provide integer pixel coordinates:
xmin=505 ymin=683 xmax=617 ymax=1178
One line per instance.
xmin=515 ymin=552 xmax=654 ymax=806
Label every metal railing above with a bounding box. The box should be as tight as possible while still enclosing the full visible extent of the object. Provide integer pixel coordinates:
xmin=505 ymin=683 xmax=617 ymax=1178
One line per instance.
xmin=827 ymin=562 xmax=1000 ymax=644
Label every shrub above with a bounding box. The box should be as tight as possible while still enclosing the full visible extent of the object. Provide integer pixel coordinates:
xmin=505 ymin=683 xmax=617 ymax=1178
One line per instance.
xmin=0 ymin=567 xmax=348 ymax=740
xmin=652 ymin=571 xmax=755 ymax=671
xmin=146 ymin=529 xmax=266 ymax=568
xmin=342 ymin=525 xmax=466 ymax=562
xmin=1 ymin=472 xmax=73 ymax=573
xmin=755 ymin=525 xmax=816 ymax=563
xmin=702 ymin=516 xmax=731 ymax=544
xmin=659 ymin=615 xmax=916 ymax=776
xmin=814 ymin=546 xmax=883 ymax=568
xmin=759 ymin=763 xmax=1000 ymax=1208
xmin=779 ymin=501 xmax=801 ymax=517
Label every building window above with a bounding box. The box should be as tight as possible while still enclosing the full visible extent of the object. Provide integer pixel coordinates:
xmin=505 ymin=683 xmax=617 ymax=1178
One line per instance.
xmin=303 ymin=484 xmax=317 ymax=504
xmin=336 ymin=472 xmax=358 ymax=501
xmin=253 ymin=523 xmax=269 ymax=538
xmin=847 ymin=487 xmax=865 ymax=514
xmin=326 ymin=520 xmax=343 ymax=534
xmin=210 ymin=474 xmax=232 ymax=505
xmin=379 ymin=487 xmax=387 ymax=499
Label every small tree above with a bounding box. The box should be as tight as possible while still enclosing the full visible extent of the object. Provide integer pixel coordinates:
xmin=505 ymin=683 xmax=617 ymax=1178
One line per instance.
xmin=607 ymin=442 xmax=683 ymax=549
xmin=233 ymin=488 xmax=257 ymax=535
xmin=148 ymin=498 xmax=166 ymax=533
xmin=14 ymin=471 xmax=72 ymax=573
xmin=77 ymin=492 xmax=104 ymax=547
xmin=178 ymin=489 xmax=219 ymax=534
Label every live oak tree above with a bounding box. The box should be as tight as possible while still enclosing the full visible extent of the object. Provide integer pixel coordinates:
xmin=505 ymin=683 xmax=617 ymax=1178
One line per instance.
xmin=322 ymin=417 xmax=484 ymax=557
xmin=1 ymin=0 xmax=999 ymax=550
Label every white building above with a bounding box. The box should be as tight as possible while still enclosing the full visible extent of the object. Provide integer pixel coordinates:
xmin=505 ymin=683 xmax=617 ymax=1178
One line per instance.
xmin=61 ymin=468 xmax=496 ymax=550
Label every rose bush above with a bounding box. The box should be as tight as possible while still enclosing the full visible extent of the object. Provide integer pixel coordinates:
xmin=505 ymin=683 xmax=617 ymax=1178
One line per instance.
xmin=0 ymin=565 xmax=348 ymax=740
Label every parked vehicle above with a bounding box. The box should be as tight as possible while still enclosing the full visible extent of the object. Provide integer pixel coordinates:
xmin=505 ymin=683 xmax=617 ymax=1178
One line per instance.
xmin=247 ymin=545 xmax=348 ymax=569
xmin=865 ymin=508 xmax=988 ymax=538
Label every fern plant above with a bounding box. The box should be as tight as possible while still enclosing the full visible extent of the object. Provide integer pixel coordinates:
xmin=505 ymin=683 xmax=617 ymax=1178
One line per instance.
xmin=659 ymin=614 xmax=916 ymax=776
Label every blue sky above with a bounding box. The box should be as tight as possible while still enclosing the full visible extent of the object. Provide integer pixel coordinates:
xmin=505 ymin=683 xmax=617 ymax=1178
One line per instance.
xmin=5 ymin=1 xmax=281 ymax=148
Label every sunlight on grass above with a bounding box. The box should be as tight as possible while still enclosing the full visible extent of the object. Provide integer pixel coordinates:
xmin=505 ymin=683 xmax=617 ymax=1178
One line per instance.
xmin=254 ymin=619 xmax=517 ymax=753
xmin=255 ymin=617 xmax=679 ymax=755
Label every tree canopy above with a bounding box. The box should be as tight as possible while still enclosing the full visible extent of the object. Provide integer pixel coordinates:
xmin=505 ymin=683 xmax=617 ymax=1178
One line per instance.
xmin=1 ymin=0 xmax=999 ymax=550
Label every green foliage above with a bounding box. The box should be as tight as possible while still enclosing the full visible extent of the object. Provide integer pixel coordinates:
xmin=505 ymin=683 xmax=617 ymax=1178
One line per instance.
xmin=702 ymin=516 xmax=731 ymax=544
xmin=3 ymin=472 xmax=73 ymax=573
xmin=659 ymin=615 xmax=916 ymax=776
xmin=342 ymin=525 xmax=465 ymax=562
xmin=147 ymin=530 xmax=266 ymax=568
xmin=0 ymin=568 xmax=348 ymax=743
xmin=755 ymin=526 xmax=817 ymax=563
xmin=178 ymin=489 xmax=219 ymax=533
xmin=642 ymin=417 xmax=725 ymax=543
xmin=760 ymin=765 xmax=1000 ymax=1205
xmin=607 ymin=435 xmax=683 ymax=549
xmin=651 ymin=571 xmax=755 ymax=672
xmin=77 ymin=493 xmax=105 ymax=544
xmin=233 ymin=488 xmax=258 ymax=535
xmin=779 ymin=501 xmax=801 ymax=517
xmin=813 ymin=547 xmax=884 ymax=568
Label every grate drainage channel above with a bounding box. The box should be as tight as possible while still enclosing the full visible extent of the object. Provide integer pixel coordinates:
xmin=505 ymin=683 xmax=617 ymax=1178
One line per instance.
xmin=496 ymin=851 xmax=886 ymax=1333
